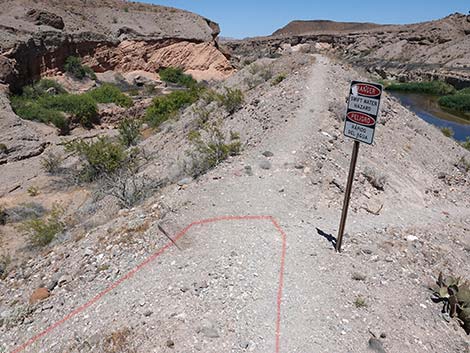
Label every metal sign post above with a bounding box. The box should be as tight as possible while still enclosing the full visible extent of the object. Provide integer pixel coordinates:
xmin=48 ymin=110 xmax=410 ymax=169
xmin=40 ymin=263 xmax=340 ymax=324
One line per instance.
xmin=336 ymin=140 xmax=359 ymax=252
xmin=336 ymin=81 xmax=383 ymax=253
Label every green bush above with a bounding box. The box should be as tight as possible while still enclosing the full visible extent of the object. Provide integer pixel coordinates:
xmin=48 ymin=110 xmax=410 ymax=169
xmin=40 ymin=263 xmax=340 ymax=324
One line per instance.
xmin=441 ymin=127 xmax=454 ymax=138
xmin=457 ymin=88 xmax=470 ymax=95
xmin=10 ymin=96 xmax=70 ymax=134
xmin=83 ymin=66 xmax=97 ymax=80
xmin=186 ymin=122 xmax=241 ymax=177
xmin=118 ymin=118 xmax=141 ymax=147
xmin=461 ymin=137 xmax=470 ymax=151
xmin=439 ymin=94 xmax=470 ymax=113
xmin=159 ymin=67 xmax=198 ymax=88
xmin=145 ymin=89 xmax=199 ymax=127
xmin=64 ymin=56 xmax=96 ymax=80
xmin=19 ymin=205 xmax=64 ymax=247
xmin=86 ymin=84 xmax=133 ymax=108
xmin=22 ymin=79 xmax=66 ymax=99
xmin=386 ymin=81 xmax=456 ymax=95
xmin=218 ymin=87 xmax=244 ymax=114
xmin=65 ymin=137 xmax=127 ymax=180
xmin=11 ymin=78 xmax=101 ymax=132
xmin=40 ymin=94 xmax=98 ymax=127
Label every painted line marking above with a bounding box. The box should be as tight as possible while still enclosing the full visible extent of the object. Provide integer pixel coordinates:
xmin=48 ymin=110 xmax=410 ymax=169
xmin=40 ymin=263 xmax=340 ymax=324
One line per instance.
xmin=12 ymin=215 xmax=287 ymax=353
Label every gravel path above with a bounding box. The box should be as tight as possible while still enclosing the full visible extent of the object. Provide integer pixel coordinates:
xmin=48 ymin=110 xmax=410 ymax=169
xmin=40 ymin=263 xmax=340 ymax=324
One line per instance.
xmin=5 ymin=54 xmax=470 ymax=353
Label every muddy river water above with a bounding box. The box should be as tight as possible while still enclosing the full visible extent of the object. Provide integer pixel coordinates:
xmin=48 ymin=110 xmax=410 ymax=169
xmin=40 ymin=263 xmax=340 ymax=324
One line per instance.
xmin=390 ymin=92 xmax=470 ymax=142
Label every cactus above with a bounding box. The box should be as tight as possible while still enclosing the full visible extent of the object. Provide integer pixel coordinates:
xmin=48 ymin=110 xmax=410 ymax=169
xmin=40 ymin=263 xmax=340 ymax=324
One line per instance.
xmin=430 ymin=272 xmax=470 ymax=334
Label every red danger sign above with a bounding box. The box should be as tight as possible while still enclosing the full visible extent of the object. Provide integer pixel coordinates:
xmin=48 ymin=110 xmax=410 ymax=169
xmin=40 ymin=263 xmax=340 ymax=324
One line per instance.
xmin=344 ymin=80 xmax=383 ymax=145
xmin=352 ymin=83 xmax=381 ymax=97
xmin=346 ymin=111 xmax=376 ymax=126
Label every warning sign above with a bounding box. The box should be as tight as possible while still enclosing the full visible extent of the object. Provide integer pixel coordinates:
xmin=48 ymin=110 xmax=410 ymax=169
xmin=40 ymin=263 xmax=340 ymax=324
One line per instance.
xmin=343 ymin=81 xmax=383 ymax=145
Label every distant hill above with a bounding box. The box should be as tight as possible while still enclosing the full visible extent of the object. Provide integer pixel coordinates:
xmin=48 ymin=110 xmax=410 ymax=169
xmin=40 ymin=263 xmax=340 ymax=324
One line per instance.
xmin=273 ymin=20 xmax=384 ymax=36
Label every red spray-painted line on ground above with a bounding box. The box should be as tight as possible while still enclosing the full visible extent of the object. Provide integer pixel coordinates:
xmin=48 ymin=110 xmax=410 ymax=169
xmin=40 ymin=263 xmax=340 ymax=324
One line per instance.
xmin=12 ymin=215 xmax=287 ymax=353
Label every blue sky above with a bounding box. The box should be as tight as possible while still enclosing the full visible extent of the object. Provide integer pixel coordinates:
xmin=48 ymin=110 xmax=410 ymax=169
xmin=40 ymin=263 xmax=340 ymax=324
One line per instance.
xmin=145 ymin=0 xmax=468 ymax=38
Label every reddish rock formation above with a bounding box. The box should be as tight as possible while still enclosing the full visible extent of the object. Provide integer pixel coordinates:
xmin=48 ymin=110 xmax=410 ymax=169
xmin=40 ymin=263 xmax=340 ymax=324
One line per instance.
xmin=0 ymin=0 xmax=235 ymax=91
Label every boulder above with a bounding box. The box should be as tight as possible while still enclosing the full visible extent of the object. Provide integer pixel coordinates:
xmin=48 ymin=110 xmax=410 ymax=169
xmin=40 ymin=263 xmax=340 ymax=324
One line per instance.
xmin=26 ymin=9 xmax=65 ymax=30
xmin=29 ymin=288 xmax=50 ymax=304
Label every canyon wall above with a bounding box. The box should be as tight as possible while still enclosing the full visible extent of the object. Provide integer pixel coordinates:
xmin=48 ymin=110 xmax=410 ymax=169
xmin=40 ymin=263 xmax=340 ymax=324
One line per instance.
xmin=0 ymin=0 xmax=234 ymax=91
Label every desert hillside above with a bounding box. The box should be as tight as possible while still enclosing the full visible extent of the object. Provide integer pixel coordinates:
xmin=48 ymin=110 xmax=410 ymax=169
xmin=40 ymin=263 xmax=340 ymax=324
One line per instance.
xmin=224 ymin=13 xmax=470 ymax=87
xmin=273 ymin=19 xmax=384 ymax=36
xmin=0 ymin=2 xmax=470 ymax=353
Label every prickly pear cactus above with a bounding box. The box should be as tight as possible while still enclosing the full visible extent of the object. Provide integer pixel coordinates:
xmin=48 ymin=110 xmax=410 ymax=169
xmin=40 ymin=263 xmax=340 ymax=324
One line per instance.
xmin=430 ymin=272 xmax=470 ymax=335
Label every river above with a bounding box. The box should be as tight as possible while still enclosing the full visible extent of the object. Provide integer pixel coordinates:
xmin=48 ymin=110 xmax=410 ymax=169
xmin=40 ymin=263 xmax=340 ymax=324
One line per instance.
xmin=390 ymin=92 xmax=470 ymax=142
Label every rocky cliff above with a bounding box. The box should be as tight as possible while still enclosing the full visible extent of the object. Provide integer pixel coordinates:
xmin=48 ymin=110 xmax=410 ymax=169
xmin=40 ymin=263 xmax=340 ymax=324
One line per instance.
xmin=0 ymin=0 xmax=234 ymax=91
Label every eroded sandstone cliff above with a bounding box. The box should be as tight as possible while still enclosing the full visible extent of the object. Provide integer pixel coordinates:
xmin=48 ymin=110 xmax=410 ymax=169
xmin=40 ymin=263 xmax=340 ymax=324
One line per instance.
xmin=0 ymin=0 xmax=234 ymax=90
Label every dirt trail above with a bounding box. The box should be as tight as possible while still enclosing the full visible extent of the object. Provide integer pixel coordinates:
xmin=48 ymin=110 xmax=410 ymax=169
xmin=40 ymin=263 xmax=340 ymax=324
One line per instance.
xmin=6 ymin=55 xmax=470 ymax=353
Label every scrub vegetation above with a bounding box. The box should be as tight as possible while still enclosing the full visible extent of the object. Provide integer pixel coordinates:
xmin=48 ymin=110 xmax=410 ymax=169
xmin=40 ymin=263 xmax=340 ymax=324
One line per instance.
xmin=385 ymin=80 xmax=470 ymax=117
xmin=11 ymin=80 xmax=133 ymax=134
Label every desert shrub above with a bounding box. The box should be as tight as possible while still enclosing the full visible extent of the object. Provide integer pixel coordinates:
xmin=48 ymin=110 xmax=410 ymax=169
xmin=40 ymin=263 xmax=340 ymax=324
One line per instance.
xmin=159 ymin=67 xmax=198 ymax=88
xmin=118 ymin=118 xmax=141 ymax=147
xmin=98 ymin=168 xmax=165 ymax=208
xmin=456 ymin=157 xmax=470 ymax=172
xmin=86 ymin=84 xmax=133 ymax=108
xmin=12 ymin=81 xmax=136 ymax=131
xmin=461 ymin=137 xmax=470 ymax=151
xmin=92 ymin=146 xmax=161 ymax=208
xmin=10 ymin=96 xmax=70 ymax=134
xmin=218 ymin=87 xmax=244 ymax=114
xmin=354 ymin=296 xmax=367 ymax=308
xmin=83 ymin=66 xmax=97 ymax=80
xmin=185 ymin=122 xmax=241 ymax=177
xmin=22 ymin=79 xmax=66 ymax=99
xmin=247 ymin=63 xmax=261 ymax=76
xmin=27 ymin=186 xmax=39 ymax=197
xmin=145 ymin=90 xmax=199 ymax=127
xmin=191 ymin=105 xmax=214 ymax=128
xmin=439 ymin=94 xmax=470 ymax=113
xmin=386 ymin=81 xmax=456 ymax=95
xmin=40 ymin=94 xmax=98 ymax=127
xmin=457 ymin=87 xmax=470 ymax=94
xmin=363 ymin=166 xmax=387 ymax=190
xmin=441 ymin=127 xmax=454 ymax=138
xmin=259 ymin=66 xmax=273 ymax=81
xmin=65 ymin=137 xmax=127 ymax=180
xmin=64 ymin=56 xmax=96 ymax=80
xmin=200 ymin=89 xmax=221 ymax=104
xmin=19 ymin=205 xmax=64 ymax=246
xmin=248 ymin=63 xmax=273 ymax=80
xmin=41 ymin=152 xmax=63 ymax=174
xmin=272 ymin=73 xmax=286 ymax=86
xmin=0 ymin=143 xmax=7 ymax=154
xmin=5 ymin=202 xmax=47 ymax=223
